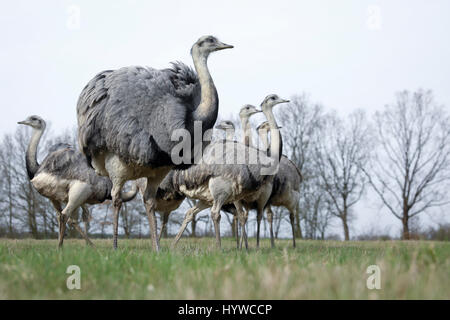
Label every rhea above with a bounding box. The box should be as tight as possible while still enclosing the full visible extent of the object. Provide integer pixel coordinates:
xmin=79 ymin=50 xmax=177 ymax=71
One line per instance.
xmin=171 ymin=95 xmax=288 ymax=248
xmin=18 ymin=115 xmax=137 ymax=248
xmin=172 ymin=106 xmax=263 ymax=248
xmin=257 ymin=121 xmax=302 ymax=247
xmin=77 ymin=35 xmax=233 ymax=250
xmin=215 ymin=120 xmax=236 ymax=141
xmin=214 ymin=106 xmax=268 ymax=249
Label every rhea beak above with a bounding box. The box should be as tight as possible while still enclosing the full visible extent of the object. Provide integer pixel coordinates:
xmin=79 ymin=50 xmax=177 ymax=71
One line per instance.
xmin=274 ymin=99 xmax=290 ymax=107
xmin=17 ymin=120 xmax=29 ymax=125
xmin=216 ymin=42 xmax=234 ymax=51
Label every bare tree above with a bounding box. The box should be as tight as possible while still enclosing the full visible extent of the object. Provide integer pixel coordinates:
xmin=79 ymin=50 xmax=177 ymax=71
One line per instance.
xmin=0 ymin=134 xmax=20 ymax=236
xmin=301 ymin=183 xmax=335 ymax=239
xmin=276 ymin=94 xmax=326 ymax=238
xmin=366 ymin=89 xmax=450 ymax=239
xmin=314 ymin=110 xmax=370 ymax=240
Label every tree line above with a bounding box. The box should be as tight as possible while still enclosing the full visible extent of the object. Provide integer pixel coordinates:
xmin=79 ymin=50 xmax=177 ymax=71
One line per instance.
xmin=0 ymin=89 xmax=449 ymax=240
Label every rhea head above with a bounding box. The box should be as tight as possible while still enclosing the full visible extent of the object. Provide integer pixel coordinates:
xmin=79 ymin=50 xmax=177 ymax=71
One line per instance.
xmin=191 ymin=35 xmax=233 ymax=57
xmin=239 ymin=104 xmax=262 ymax=119
xmin=215 ymin=120 xmax=235 ymax=131
xmin=18 ymin=115 xmax=46 ymax=130
xmin=260 ymin=94 xmax=290 ymax=112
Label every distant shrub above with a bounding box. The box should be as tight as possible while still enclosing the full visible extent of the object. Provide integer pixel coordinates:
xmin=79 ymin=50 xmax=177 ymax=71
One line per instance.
xmin=422 ymin=224 xmax=450 ymax=241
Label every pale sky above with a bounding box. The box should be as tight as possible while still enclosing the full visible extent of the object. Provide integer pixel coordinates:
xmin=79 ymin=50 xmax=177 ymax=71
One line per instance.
xmin=1 ymin=0 xmax=449 ymax=237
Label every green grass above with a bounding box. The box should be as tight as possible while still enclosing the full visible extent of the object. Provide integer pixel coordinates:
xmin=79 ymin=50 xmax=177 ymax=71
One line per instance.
xmin=0 ymin=238 xmax=448 ymax=299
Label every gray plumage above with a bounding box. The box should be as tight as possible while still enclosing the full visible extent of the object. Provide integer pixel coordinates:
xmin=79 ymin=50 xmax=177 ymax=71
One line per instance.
xmin=137 ymin=170 xmax=185 ymax=209
xmin=172 ymin=141 xmax=273 ymax=196
xmin=18 ymin=115 xmax=138 ymax=248
xmin=171 ymin=95 xmax=289 ymax=248
xmin=77 ymin=63 xmax=206 ymax=168
xmin=37 ymin=144 xmax=112 ymax=203
xmin=76 ymin=35 xmax=233 ymax=250
xmin=31 ymin=135 xmax=137 ymax=204
xmin=257 ymin=121 xmax=302 ymax=247
xmin=268 ymin=156 xmax=302 ymax=203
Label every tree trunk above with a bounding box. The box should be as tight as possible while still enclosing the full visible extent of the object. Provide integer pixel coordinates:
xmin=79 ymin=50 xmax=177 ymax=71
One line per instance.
xmin=402 ymin=214 xmax=410 ymax=240
xmin=341 ymin=215 xmax=350 ymax=241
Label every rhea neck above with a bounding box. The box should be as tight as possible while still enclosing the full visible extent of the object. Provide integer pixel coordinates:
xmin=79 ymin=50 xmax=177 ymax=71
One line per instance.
xmin=258 ymin=128 xmax=269 ymax=153
xmin=191 ymin=50 xmax=218 ymax=127
xmin=261 ymin=107 xmax=283 ymax=161
xmin=225 ymin=128 xmax=235 ymax=141
xmin=240 ymin=115 xmax=253 ymax=147
xmin=25 ymin=124 xmax=45 ymax=180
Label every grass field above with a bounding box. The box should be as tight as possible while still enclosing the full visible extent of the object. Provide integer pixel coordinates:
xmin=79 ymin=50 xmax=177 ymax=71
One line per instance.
xmin=0 ymin=238 xmax=448 ymax=299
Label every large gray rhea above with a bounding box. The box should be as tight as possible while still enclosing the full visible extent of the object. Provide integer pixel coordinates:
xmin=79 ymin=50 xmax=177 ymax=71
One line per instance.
xmin=76 ymin=35 xmax=233 ymax=251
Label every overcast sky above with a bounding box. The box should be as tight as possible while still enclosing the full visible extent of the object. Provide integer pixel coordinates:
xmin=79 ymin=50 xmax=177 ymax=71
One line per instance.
xmin=1 ymin=0 xmax=449 ymax=237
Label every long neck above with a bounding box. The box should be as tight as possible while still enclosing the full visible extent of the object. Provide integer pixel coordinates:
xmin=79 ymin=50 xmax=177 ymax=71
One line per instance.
xmin=258 ymin=129 xmax=269 ymax=152
xmin=226 ymin=128 xmax=235 ymax=141
xmin=240 ymin=116 xmax=253 ymax=147
xmin=263 ymin=109 xmax=283 ymax=161
xmin=191 ymin=53 xmax=218 ymax=127
xmin=25 ymin=127 xmax=44 ymax=179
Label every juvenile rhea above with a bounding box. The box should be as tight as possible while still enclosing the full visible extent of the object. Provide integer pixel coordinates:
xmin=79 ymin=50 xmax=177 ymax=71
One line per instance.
xmin=257 ymin=121 xmax=302 ymax=247
xmin=18 ymin=115 xmax=137 ymax=248
xmin=171 ymin=95 xmax=288 ymax=248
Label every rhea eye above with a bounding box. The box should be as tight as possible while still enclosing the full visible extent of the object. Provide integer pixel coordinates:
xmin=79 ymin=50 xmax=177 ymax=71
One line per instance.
xmin=207 ymin=37 xmax=214 ymax=43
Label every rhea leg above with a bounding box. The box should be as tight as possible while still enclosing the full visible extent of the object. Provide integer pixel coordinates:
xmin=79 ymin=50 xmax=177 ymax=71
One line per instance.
xmin=110 ymin=181 xmax=124 ymax=250
xmin=290 ymin=204 xmax=298 ymax=248
xmin=240 ymin=209 xmax=249 ymax=250
xmin=51 ymin=200 xmax=93 ymax=247
xmin=266 ymin=206 xmax=275 ymax=248
xmin=81 ymin=205 xmax=90 ymax=236
xmin=256 ymin=184 xmax=272 ymax=249
xmin=234 ymin=201 xmax=248 ymax=250
xmin=256 ymin=209 xmax=263 ymax=248
xmin=232 ymin=211 xmax=239 ymax=249
xmin=172 ymin=202 xmax=208 ymax=247
xmin=210 ymin=204 xmax=222 ymax=248
xmin=58 ymin=182 xmax=93 ymax=248
xmin=158 ymin=211 xmax=170 ymax=241
xmin=51 ymin=200 xmax=65 ymax=245
xmin=143 ymin=173 xmax=170 ymax=252
xmin=209 ymin=177 xmax=233 ymax=249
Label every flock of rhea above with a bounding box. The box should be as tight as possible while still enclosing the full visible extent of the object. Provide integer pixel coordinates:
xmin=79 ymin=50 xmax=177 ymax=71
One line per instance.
xmin=18 ymin=35 xmax=302 ymax=251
